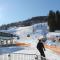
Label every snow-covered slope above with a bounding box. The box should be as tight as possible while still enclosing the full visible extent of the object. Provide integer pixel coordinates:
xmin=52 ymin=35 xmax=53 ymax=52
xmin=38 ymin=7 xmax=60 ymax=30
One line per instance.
xmin=0 ymin=23 xmax=60 ymax=60
xmin=6 ymin=23 xmax=48 ymax=46
xmin=7 ymin=22 xmax=48 ymax=34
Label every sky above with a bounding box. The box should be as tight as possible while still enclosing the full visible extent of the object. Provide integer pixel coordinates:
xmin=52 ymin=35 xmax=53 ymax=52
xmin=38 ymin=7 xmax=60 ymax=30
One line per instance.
xmin=0 ymin=0 xmax=60 ymax=25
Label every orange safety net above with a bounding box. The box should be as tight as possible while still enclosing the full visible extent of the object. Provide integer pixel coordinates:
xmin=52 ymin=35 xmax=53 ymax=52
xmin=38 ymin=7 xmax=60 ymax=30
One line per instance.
xmin=45 ymin=44 xmax=60 ymax=55
xmin=16 ymin=42 xmax=31 ymax=46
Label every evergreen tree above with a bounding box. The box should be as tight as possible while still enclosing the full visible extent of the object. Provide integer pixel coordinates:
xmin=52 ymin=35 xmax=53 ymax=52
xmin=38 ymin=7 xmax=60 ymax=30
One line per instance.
xmin=55 ymin=11 xmax=60 ymax=30
xmin=48 ymin=10 xmax=56 ymax=32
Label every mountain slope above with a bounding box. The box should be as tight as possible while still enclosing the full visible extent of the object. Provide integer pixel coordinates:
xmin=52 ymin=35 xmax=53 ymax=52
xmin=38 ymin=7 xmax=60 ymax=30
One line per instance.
xmin=0 ymin=16 xmax=48 ymax=30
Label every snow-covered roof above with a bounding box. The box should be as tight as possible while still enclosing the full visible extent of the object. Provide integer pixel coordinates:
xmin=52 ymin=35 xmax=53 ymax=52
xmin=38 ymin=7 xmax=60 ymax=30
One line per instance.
xmin=46 ymin=32 xmax=60 ymax=38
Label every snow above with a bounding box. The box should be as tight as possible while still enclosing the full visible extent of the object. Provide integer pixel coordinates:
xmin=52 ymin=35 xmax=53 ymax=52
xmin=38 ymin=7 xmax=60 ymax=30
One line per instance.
xmin=46 ymin=32 xmax=60 ymax=39
xmin=45 ymin=40 xmax=56 ymax=46
xmin=45 ymin=49 xmax=60 ymax=60
xmin=0 ymin=23 xmax=60 ymax=60
xmin=0 ymin=46 xmax=60 ymax=60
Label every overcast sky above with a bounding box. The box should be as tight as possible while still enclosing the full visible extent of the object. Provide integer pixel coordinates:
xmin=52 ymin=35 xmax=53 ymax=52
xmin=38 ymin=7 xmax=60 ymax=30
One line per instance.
xmin=0 ymin=0 xmax=60 ymax=25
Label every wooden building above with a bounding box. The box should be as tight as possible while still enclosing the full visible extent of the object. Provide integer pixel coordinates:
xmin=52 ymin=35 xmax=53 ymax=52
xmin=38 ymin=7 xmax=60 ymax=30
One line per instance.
xmin=0 ymin=32 xmax=17 ymax=46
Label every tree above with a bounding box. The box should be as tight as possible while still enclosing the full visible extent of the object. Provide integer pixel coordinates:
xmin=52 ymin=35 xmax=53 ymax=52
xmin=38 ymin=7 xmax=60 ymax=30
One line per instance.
xmin=55 ymin=11 xmax=60 ymax=30
xmin=48 ymin=10 xmax=56 ymax=32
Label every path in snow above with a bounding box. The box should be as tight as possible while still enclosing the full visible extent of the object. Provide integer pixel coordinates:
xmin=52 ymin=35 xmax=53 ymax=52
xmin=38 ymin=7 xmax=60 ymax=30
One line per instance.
xmin=0 ymin=46 xmax=60 ymax=60
xmin=45 ymin=49 xmax=60 ymax=60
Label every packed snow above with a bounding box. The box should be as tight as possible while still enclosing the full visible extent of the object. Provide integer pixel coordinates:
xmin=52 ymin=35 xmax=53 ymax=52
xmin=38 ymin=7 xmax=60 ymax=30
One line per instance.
xmin=0 ymin=23 xmax=60 ymax=60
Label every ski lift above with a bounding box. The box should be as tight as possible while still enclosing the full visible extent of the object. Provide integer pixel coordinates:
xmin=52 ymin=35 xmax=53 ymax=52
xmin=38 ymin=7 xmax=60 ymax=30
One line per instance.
xmin=27 ymin=34 xmax=30 ymax=37
xmin=17 ymin=36 xmax=20 ymax=39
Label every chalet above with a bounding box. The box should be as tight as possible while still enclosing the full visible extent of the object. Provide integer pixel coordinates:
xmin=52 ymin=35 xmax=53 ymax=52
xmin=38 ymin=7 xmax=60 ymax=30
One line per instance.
xmin=0 ymin=32 xmax=17 ymax=46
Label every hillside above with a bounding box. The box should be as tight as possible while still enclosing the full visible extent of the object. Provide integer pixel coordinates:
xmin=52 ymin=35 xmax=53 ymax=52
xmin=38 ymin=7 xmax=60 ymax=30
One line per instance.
xmin=0 ymin=16 xmax=48 ymax=30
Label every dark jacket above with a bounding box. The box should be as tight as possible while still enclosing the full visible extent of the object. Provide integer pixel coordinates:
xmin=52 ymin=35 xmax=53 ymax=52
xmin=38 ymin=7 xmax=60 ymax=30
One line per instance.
xmin=37 ymin=40 xmax=46 ymax=57
xmin=37 ymin=41 xmax=45 ymax=51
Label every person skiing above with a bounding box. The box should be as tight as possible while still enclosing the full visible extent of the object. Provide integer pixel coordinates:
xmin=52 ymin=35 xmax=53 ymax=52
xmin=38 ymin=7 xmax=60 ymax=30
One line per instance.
xmin=37 ymin=38 xmax=46 ymax=60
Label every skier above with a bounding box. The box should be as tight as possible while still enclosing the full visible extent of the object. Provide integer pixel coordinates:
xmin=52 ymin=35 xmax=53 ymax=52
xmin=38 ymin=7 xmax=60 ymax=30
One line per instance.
xmin=37 ymin=38 xmax=46 ymax=60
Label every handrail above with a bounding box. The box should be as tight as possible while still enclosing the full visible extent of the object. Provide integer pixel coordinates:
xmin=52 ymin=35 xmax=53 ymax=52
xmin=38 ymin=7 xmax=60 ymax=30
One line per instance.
xmin=8 ymin=53 xmax=46 ymax=60
xmin=9 ymin=53 xmax=36 ymax=55
xmin=0 ymin=53 xmax=46 ymax=60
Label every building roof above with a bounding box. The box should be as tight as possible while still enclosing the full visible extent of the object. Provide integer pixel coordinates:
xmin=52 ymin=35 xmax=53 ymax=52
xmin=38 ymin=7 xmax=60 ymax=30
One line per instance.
xmin=0 ymin=32 xmax=16 ymax=37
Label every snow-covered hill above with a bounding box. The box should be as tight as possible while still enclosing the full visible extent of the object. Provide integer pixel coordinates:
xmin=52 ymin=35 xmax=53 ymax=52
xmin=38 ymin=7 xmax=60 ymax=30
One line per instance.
xmin=0 ymin=23 xmax=60 ymax=47
xmin=0 ymin=23 xmax=60 ymax=60
xmin=6 ymin=23 xmax=48 ymax=46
